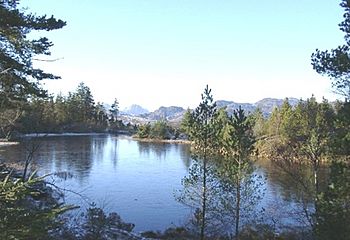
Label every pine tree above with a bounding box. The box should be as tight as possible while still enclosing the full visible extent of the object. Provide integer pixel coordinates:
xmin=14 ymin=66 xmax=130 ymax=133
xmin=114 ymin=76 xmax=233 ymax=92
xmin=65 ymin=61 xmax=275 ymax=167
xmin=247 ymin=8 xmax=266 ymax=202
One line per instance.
xmin=0 ymin=1 xmax=65 ymax=138
xmin=218 ymin=106 xmax=257 ymax=238
xmin=178 ymin=85 xmax=218 ymax=239
xmin=0 ymin=1 xmax=66 ymax=107
xmin=311 ymin=0 xmax=350 ymax=98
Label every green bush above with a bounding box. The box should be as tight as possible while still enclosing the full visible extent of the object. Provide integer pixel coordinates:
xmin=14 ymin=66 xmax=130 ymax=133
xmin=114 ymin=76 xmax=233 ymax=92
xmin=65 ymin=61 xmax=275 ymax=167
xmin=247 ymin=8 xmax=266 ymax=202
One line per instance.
xmin=0 ymin=169 xmax=73 ymax=240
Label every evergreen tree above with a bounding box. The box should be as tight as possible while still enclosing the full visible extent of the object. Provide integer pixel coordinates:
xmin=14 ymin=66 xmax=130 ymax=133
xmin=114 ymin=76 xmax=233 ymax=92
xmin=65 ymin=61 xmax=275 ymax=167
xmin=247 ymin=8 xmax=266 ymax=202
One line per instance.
xmin=268 ymin=97 xmax=336 ymax=230
xmin=178 ymin=85 xmax=218 ymax=240
xmin=217 ymin=107 xmax=257 ymax=238
xmin=180 ymin=108 xmax=194 ymax=138
xmin=332 ymin=101 xmax=350 ymax=157
xmin=137 ymin=123 xmax=151 ymax=138
xmin=311 ymin=0 xmax=350 ymax=98
xmin=54 ymin=94 xmax=69 ymax=128
xmin=191 ymin=85 xmax=217 ymax=240
xmin=74 ymin=82 xmax=96 ymax=123
xmin=109 ymin=98 xmax=119 ymax=120
xmin=0 ymin=1 xmax=66 ymax=107
xmin=0 ymin=1 xmax=65 ymax=138
xmin=316 ymin=161 xmax=350 ymax=240
xmin=150 ymin=120 xmax=169 ymax=139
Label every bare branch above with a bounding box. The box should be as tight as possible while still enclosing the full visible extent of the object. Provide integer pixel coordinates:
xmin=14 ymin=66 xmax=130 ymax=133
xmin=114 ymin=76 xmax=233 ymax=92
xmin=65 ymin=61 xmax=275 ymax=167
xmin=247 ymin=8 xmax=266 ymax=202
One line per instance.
xmin=45 ymin=181 xmax=91 ymax=204
xmin=32 ymin=57 xmax=64 ymax=62
xmin=0 ymin=68 xmax=11 ymax=74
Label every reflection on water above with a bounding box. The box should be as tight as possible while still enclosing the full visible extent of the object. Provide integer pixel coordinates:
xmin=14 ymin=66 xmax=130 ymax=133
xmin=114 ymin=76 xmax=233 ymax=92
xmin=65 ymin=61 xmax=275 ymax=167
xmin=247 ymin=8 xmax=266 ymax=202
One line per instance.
xmin=0 ymin=135 xmax=192 ymax=231
xmin=137 ymin=141 xmax=191 ymax=169
xmin=0 ymin=134 xmax=319 ymax=232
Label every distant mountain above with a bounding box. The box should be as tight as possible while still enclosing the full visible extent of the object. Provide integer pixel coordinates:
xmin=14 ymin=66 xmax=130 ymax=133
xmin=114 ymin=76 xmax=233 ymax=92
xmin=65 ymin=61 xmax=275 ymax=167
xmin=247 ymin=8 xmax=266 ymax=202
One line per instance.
xmin=119 ymin=98 xmax=301 ymax=125
xmin=215 ymin=100 xmax=235 ymax=108
xmin=215 ymin=98 xmax=299 ymax=116
xmin=121 ymin=104 xmax=149 ymax=116
xmin=255 ymin=97 xmax=299 ymax=116
xmin=216 ymin=100 xmax=256 ymax=116
xmin=143 ymin=106 xmax=186 ymax=121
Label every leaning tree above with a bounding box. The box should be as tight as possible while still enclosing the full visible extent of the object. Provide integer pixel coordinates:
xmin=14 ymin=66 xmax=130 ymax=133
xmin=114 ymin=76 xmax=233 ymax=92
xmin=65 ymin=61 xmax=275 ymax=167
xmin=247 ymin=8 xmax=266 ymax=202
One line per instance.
xmin=0 ymin=1 xmax=65 ymax=138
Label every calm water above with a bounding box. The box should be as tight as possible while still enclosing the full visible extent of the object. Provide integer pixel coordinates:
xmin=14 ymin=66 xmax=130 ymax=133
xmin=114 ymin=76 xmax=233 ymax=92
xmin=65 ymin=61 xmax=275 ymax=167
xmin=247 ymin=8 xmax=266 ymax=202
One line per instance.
xmin=0 ymin=134 xmax=308 ymax=232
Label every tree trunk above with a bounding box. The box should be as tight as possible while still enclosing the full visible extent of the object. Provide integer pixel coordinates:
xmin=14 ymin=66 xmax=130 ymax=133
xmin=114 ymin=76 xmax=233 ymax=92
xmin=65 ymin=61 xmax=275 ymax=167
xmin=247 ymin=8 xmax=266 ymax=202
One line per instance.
xmin=235 ymin=158 xmax=241 ymax=239
xmin=313 ymin=156 xmax=320 ymax=231
xmin=200 ymin=148 xmax=207 ymax=240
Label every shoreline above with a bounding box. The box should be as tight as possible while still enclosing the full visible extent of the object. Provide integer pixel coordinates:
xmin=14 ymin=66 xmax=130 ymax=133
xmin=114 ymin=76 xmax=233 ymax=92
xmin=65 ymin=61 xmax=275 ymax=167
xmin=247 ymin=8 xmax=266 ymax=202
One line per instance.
xmin=0 ymin=134 xmax=192 ymax=145
xmin=132 ymin=137 xmax=191 ymax=144
xmin=0 ymin=140 xmax=19 ymax=147
xmin=0 ymin=133 xmax=192 ymax=147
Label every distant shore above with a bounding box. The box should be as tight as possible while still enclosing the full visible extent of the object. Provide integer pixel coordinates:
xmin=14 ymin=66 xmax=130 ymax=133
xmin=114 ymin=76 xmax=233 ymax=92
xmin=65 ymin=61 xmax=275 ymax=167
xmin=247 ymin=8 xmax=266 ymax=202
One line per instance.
xmin=0 ymin=134 xmax=192 ymax=146
xmin=132 ymin=136 xmax=191 ymax=144
xmin=0 ymin=140 xmax=19 ymax=147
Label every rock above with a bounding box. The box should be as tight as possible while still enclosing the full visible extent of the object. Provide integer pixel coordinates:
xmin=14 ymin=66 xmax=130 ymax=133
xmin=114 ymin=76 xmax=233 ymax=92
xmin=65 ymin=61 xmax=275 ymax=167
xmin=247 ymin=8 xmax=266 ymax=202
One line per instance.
xmin=106 ymin=227 xmax=155 ymax=240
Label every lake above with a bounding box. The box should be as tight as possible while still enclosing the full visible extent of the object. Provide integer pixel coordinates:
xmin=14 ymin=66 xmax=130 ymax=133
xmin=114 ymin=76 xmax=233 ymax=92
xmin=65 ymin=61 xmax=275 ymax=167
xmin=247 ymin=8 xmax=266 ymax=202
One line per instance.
xmin=0 ymin=134 xmax=309 ymax=232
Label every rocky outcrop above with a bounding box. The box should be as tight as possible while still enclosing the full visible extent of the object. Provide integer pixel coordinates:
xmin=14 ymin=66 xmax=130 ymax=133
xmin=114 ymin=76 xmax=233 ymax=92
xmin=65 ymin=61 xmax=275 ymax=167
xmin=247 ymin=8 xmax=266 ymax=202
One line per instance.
xmin=122 ymin=105 xmax=149 ymax=116
xmin=102 ymin=228 xmax=154 ymax=240
xmin=143 ymin=106 xmax=185 ymax=121
xmin=255 ymin=97 xmax=299 ymax=116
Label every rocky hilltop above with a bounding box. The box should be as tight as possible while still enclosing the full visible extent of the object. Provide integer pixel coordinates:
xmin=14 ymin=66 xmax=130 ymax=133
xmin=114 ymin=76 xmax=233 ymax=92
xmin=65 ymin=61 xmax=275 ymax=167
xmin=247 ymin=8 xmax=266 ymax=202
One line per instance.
xmin=142 ymin=106 xmax=185 ymax=121
xmin=217 ymin=97 xmax=299 ymax=117
xmin=121 ymin=104 xmax=149 ymax=116
xmin=255 ymin=97 xmax=299 ymax=116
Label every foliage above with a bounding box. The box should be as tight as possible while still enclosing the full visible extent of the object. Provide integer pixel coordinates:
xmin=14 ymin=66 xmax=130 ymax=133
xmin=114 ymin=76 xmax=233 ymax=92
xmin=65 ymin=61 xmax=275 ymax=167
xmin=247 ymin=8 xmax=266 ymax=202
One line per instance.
xmin=315 ymin=161 xmax=350 ymax=240
xmin=258 ymin=97 xmax=335 ymax=163
xmin=141 ymin=227 xmax=199 ymax=240
xmin=82 ymin=205 xmax=134 ymax=240
xmin=136 ymin=122 xmax=151 ymax=138
xmin=178 ymin=86 xmax=264 ymax=239
xmin=108 ymin=98 xmax=120 ymax=131
xmin=136 ymin=120 xmax=175 ymax=139
xmin=0 ymin=108 xmax=22 ymax=139
xmin=0 ymin=1 xmax=65 ymax=139
xmin=0 ymin=1 xmax=66 ymax=106
xmin=331 ymin=101 xmax=350 ymax=157
xmin=177 ymin=159 xmax=223 ymax=237
xmin=188 ymin=85 xmax=218 ymax=240
xmin=220 ymin=107 xmax=255 ymax=158
xmin=260 ymin=97 xmax=336 ymax=228
xmin=189 ymin=85 xmax=217 ymax=151
xmin=109 ymin=98 xmax=119 ymax=120
xmin=249 ymin=108 xmax=267 ymax=140
xmin=180 ymin=108 xmax=194 ymax=138
xmin=177 ymin=85 xmax=219 ymax=240
xmin=253 ymin=96 xmax=350 ymax=236
xmin=19 ymin=83 xmax=111 ymax=133
xmin=311 ymin=0 xmax=350 ymax=98
xmin=0 ymin=169 xmax=73 ymax=240
xmin=215 ymin=107 xmax=261 ymax=237
xmin=150 ymin=120 xmax=169 ymax=139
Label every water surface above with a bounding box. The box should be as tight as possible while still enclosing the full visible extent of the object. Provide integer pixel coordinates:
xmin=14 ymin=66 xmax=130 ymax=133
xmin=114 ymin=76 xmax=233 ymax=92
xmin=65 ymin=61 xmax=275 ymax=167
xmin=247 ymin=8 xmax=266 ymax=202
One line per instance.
xmin=0 ymin=134 xmax=311 ymax=232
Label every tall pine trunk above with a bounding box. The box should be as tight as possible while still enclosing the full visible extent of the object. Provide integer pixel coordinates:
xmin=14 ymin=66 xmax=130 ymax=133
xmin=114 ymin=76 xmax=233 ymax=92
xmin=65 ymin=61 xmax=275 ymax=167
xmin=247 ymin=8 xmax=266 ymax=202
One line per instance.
xmin=235 ymin=158 xmax=241 ymax=239
xmin=200 ymin=153 xmax=207 ymax=240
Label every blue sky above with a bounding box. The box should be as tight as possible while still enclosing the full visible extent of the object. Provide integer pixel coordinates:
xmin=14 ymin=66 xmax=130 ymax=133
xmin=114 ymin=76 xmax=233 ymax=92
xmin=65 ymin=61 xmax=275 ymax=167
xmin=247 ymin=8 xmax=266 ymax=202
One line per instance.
xmin=24 ymin=0 xmax=345 ymax=110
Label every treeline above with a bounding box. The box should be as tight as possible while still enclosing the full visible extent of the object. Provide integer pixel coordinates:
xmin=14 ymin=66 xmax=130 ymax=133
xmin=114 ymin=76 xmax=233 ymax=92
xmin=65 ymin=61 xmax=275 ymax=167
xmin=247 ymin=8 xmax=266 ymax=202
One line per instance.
xmin=176 ymin=87 xmax=350 ymax=239
xmin=180 ymin=96 xmax=349 ymax=162
xmin=13 ymin=82 xmax=134 ymax=135
xmin=19 ymin=82 xmax=108 ymax=133
xmin=251 ymin=96 xmax=349 ymax=160
xmin=136 ymin=120 xmax=181 ymax=140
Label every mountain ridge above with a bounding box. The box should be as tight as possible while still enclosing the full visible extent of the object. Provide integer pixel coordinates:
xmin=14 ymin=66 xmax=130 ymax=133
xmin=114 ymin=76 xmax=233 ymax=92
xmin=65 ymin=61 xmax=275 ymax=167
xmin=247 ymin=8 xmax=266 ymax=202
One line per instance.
xmin=121 ymin=104 xmax=149 ymax=116
xmin=118 ymin=97 xmax=300 ymax=125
